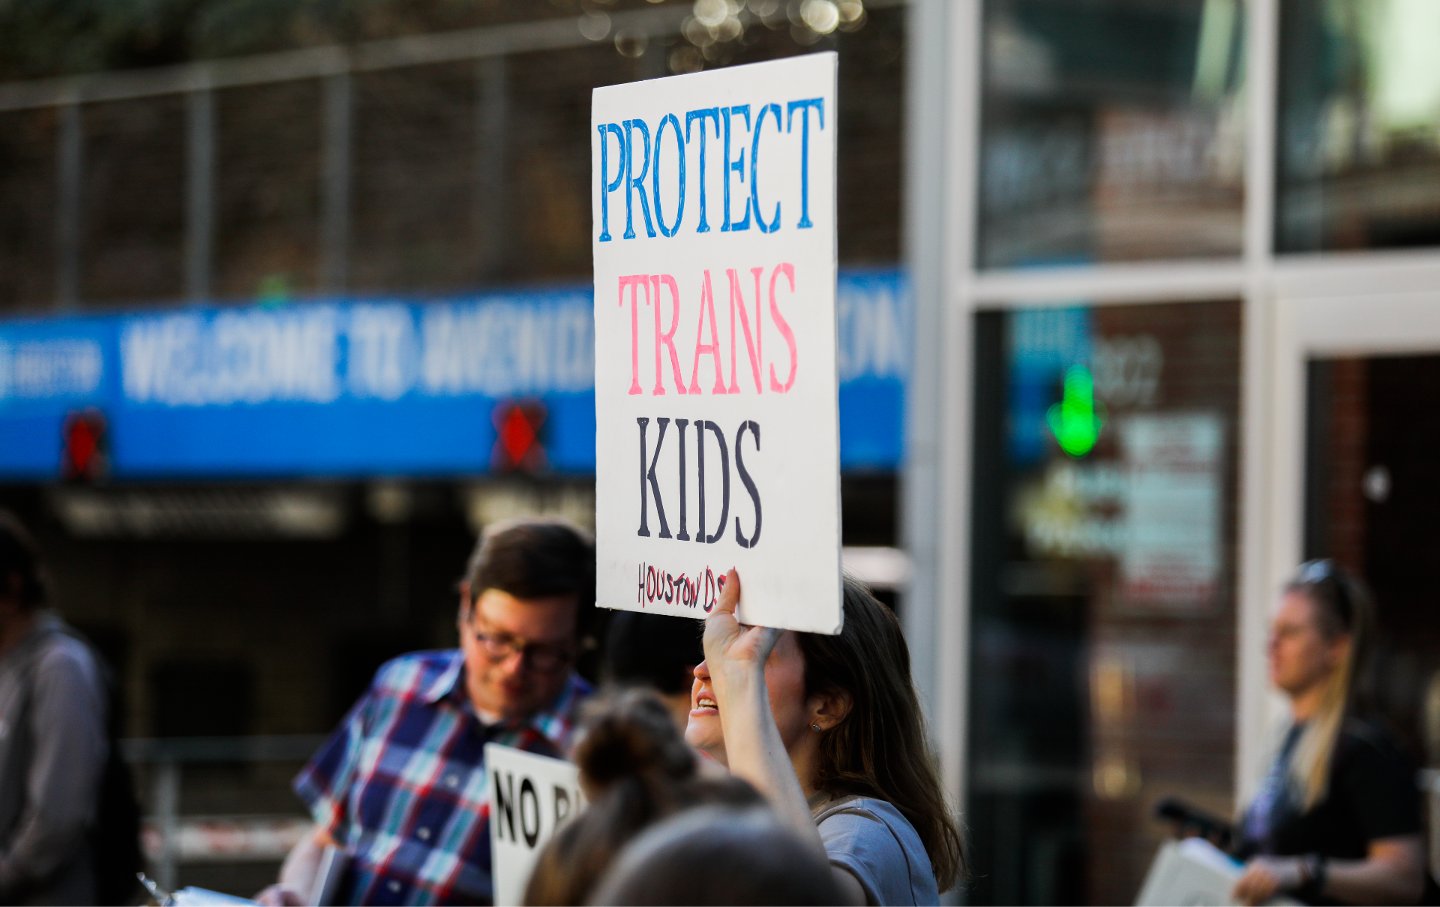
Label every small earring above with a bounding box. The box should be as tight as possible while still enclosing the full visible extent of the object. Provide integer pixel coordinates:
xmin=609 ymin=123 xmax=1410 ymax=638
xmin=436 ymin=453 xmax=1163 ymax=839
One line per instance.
xmin=810 ymin=722 xmax=823 ymax=733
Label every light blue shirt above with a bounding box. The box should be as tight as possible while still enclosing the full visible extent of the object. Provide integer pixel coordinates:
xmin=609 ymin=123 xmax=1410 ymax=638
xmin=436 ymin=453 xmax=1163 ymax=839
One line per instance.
xmin=813 ymin=794 xmax=939 ymax=906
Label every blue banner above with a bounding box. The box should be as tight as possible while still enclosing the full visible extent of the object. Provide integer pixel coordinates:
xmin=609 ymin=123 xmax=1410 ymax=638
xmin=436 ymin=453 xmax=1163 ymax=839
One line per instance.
xmin=0 ymin=270 xmax=907 ymax=479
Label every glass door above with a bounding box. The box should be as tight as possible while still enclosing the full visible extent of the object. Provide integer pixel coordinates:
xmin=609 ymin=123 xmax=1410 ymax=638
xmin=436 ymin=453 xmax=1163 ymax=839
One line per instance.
xmin=968 ymin=299 xmax=1244 ymax=905
xmin=1302 ymin=351 xmax=1440 ymax=760
xmin=1251 ymin=283 xmax=1440 ymax=805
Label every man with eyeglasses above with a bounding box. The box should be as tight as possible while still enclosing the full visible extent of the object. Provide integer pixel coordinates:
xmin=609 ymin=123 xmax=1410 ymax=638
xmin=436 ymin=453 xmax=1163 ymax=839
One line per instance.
xmin=259 ymin=518 xmax=594 ymax=906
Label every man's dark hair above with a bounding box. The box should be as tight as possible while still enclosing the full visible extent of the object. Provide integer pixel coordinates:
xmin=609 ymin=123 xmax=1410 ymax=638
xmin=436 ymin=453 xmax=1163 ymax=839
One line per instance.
xmin=0 ymin=510 xmax=48 ymax=609
xmin=600 ymin=611 xmax=703 ymax=695
xmin=462 ymin=516 xmax=594 ymax=612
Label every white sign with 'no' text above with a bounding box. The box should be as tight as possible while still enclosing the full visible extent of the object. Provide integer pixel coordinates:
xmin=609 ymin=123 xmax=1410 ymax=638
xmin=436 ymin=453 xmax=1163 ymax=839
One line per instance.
xmin=486 ymin=744 xmax=585 ymax=907
xmin=591 ymin=52 xmax=842 ymax=634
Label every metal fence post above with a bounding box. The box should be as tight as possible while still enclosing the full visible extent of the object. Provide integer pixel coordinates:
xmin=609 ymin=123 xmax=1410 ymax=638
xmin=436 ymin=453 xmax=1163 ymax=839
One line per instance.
xmin=153 ymin=756 xmax=182 ymax=890
xmin=321 ymin=65 xmax=353 ymax=293
xmin=476 ymin=56 xmax=508 ymax=280
xmin=56 ymin=99 xmax=82 ymax=311
xmin=186 ymin=78 xmax=215 ymax=302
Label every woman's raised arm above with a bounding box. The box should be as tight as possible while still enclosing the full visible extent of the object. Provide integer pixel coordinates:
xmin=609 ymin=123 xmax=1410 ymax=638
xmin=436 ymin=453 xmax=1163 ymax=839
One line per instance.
xmin=701 ymin=569 xmax=817 ymax=836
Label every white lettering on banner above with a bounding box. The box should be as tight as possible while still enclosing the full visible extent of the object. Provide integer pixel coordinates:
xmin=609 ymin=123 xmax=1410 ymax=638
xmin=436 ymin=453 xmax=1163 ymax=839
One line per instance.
xmin=212 ymin=309 xmax=340 ymax=403
xmin=836 ymin=281 xmax=906 ymax=381
xmin=0 ymin=338 xmax=103 ymax=400
xmin=419 ymin=300 xmax=594 ymax=397
xmin=104 ymin=279 xmax=895 ymax=410
xmin=121 ymin=315 xmax=201 ymax=403
xmin=122 ymin=309 xmax=340 ymax=406
xmin=348 ymin=304 xmax=416 ymax=401
xmin=120 ymin=298 xmax=595 ymax=408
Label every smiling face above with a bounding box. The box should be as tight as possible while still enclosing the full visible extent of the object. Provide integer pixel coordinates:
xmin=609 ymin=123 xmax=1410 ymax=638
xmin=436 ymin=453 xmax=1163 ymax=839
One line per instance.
xmin=1268 ymin=590 xmax=1346 ymax=702
xmin=685 ymin=630 xmax=818 ymax=765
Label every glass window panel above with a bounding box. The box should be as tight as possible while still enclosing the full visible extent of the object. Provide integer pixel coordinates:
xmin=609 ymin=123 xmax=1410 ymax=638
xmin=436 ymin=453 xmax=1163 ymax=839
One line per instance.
xmin=969 ymin=299 xmax=1241 ymax=904
xmin=978 ymin=0 xmax=1246 ymax=269
xmin=1277 ymin=0 xmax=1440 ymax=252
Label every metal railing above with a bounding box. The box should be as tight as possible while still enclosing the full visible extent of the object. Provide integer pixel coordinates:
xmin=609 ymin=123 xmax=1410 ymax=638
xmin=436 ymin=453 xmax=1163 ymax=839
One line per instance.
xmin=120 ymin=735 xmax=327 ymax=889
xmin=0 ymin=6 xmax=693 ymax=311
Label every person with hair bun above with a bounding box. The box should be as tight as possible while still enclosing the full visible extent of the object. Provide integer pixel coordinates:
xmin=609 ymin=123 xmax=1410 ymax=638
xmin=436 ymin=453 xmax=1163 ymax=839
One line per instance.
xmin=589 ymin=804 xmax=847 ymax=906
xmin=1231 ymin=560 xmax=1426 ymax=905
xmin=523 ymin=688 xmax=763 ymax=906
xmin=692 ymin=570 xmax=964 ymax=906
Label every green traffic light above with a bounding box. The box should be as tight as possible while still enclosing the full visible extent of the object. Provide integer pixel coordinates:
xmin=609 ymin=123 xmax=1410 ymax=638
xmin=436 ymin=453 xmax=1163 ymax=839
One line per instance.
xmin=1046 ymin=365 xmax=1105 ymax=457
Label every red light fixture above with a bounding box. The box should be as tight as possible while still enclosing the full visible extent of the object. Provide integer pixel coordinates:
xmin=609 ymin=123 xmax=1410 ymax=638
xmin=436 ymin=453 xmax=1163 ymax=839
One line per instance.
xmin=492 ymin=401 xmax=547 ymax=473
xmin=61 ymin=408 xmax=108 ymax=481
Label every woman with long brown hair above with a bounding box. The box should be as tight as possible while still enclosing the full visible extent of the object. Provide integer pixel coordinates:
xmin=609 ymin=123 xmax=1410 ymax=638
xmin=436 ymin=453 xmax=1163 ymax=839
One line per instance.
xmin=1231 ymin=560 xmax=1426 ymax=905
xmin=690 ymin=570 xmax=964 ymax=905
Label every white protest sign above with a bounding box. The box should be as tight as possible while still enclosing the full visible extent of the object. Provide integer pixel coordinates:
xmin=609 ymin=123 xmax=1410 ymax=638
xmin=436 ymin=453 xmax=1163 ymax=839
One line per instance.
xmin=1135 ymin=838 xmax=1301 ymax=907
xmin=591 ymin=52 xmax=842 ymax=634
xmin=485 ymin=744 xmax=585 ymax=907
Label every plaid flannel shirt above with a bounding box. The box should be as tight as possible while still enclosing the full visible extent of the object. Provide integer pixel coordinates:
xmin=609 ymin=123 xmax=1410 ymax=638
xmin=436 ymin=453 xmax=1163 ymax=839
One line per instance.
xmin=294 ymin=649 xmax=590 ymax=905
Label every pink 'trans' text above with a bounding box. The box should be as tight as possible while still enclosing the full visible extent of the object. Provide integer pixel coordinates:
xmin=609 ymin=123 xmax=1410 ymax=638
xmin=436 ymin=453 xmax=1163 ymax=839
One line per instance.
xmin=616 ymin=263 xmax=798 ymax=397
xmin=636 ymin=561 xmax=728 ymax=612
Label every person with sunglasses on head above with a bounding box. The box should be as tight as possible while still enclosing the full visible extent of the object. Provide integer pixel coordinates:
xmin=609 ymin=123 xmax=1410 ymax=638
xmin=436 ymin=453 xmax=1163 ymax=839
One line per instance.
xmin=258 ymin=517 xmax=595 ymax=907
xmin=1231 ymin=560 xmax=1427 ymax=906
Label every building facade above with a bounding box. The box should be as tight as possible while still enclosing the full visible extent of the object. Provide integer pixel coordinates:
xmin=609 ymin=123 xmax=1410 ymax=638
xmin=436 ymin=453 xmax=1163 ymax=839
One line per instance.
xmin=0 ymin=0 xmax=1437 ymax=901
xmin=907 ymin=0 xmax=1440 ymax=902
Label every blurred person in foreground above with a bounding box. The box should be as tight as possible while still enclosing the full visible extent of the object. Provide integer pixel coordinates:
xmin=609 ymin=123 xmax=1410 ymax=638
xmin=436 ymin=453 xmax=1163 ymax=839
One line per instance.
xmin=522 ymin=688 xmax=763 ymax=906
xmin=259 ymin=517 xmax=595 ymax=906
xmin=598 ymin=610 xmax=703 ymax=730
xmin=0 ymin=511 xmax=108 ymax=905
xmin=1230 ymin=559 xmax=1425 ymax=905
xmin=589 ymin=802 xmax=847 ymax=906
xmin=692 ymin=570 xmax=965 ymax=906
